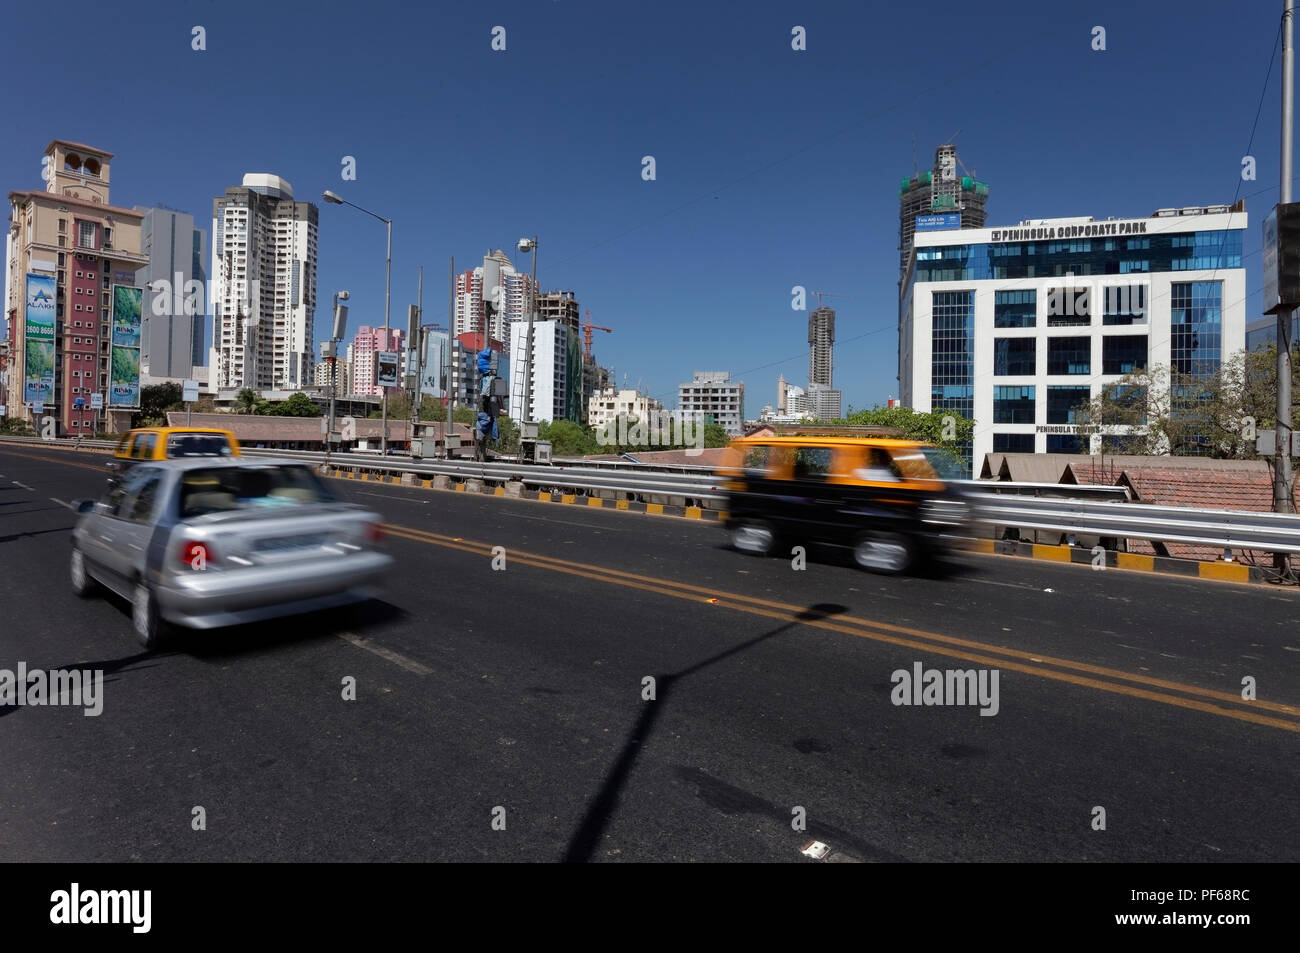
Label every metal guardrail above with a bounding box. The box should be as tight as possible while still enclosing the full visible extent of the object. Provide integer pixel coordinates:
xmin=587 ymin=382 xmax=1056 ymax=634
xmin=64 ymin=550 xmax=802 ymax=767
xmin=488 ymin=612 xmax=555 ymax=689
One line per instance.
xmin=6 ymin=436 xmax=1300 ymax=556
xmin=973 ymin=496 xmax=1300 ymax=554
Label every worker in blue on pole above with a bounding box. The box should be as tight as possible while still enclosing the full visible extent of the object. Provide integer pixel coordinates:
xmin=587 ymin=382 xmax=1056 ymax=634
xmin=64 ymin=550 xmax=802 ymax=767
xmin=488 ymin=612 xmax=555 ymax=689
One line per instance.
xmin=475 ymin=348 xmax=500 ymax=459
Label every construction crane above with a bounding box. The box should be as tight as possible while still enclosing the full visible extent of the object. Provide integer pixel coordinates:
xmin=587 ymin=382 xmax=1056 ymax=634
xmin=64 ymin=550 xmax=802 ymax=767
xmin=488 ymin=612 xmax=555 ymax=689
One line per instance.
xmin=810 ymin=291 xmax=848 ymax=310
xmin=582 ymin=309 xmax=612 ymax=359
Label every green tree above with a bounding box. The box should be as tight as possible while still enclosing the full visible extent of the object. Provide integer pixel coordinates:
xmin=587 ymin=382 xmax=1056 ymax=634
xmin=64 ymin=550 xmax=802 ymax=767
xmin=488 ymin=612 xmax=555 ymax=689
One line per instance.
xmin=1075 ymin=350 xmax=1300 ymax=458
xmin=278 ymin=392 xmax=322 ymax=417
xmin=539 ymin=419 xmax=597 ymax=456
xmin=133 ymin=382 xmax=183 ymax=427
xmin=233 ymin=388 xmax=259 ymax=414
xmin=1 ymin=416 xmax=34 ymax=436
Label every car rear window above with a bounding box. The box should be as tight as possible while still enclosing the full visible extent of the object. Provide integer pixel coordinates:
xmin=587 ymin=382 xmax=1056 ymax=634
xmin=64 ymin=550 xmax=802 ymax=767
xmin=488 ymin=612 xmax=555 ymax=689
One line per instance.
xmin=167 ymin=434 xmax=233 ymax=458
xmin=180 ymin=465 xmax=336 ymax=517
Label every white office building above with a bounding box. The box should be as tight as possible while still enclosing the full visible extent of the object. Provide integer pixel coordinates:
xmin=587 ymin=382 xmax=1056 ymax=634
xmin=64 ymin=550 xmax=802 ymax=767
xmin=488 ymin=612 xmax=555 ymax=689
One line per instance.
xmin=899 ymin=203 xmax=1247 ymax=473
xmin=208 ymin=174 xmax=318 ymax=391
xmin=508 ymin=319 xmax=581 ymax=422
xmin=588 ymin=386 xmax=665 ymax=430
xmin=677 ymin=370 xmax=744 ymax=435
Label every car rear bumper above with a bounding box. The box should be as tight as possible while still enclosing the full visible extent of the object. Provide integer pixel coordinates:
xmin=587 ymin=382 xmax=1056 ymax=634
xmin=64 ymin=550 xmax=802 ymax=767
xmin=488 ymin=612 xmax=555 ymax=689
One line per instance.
xmin=154 ymin=550 xmax=394 ymax=629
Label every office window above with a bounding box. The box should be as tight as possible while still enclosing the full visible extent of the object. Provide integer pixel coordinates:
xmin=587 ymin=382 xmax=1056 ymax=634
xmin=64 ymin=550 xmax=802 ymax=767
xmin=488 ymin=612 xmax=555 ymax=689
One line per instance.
xmin=994 ymin=289 xmax=1036 ymax=328
xmin=1047 ymin=337 xmax=1091 ymax=375
xmin=1047 ymin=385 xmax=1092 ymax=424
xmin=993 ymin=385 xmax=1035 ymax=424
xmin=992 ymin=433 xmax=1035 ymax=453
xmin=1170 ymin=281 xmax=1222 ymax=377
xmin=1103 ymin=335 xmax=1148 ymax=375
xmin=1046 ymin=284 xmax=1091 ymax=325
xmin=994 ymin=337 xmax=1036 ymax=376
xmin=1046 ymin=433 xmax=1087 ymax=453
xmin=78 ymin=221 xmax=95 ymax=248
xmin=1103 ymin=284 xmax=1147 ymax=324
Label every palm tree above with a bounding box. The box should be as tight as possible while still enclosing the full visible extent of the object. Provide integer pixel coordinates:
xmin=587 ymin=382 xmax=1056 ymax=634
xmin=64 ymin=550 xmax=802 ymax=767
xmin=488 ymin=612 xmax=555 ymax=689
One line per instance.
xmin=234 ymin=388 xmax=258 ymax=415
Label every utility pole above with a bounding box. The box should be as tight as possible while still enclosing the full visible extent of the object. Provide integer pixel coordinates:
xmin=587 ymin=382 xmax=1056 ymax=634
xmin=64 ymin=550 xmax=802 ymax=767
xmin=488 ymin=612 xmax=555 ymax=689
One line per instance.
xmin=413 ymin=266 xmax=423 ymax=453
xmin=446 ymin=256 xmax=455 ymax=458
xmin=1279 ymin=0 xmax=1297 ymax=528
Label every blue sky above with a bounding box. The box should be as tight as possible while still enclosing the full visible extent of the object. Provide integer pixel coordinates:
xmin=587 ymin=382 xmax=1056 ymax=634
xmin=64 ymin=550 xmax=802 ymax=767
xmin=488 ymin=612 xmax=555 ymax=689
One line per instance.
xmin=0 ymin=0 xmax=1290 ymax=413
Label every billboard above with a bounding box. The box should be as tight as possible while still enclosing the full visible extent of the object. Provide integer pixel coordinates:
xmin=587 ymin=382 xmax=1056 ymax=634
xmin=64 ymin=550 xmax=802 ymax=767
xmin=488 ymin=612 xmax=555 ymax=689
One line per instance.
xmin=109 ymin=285 xmax=143 ymax=408
xmin=376 ymin=351 xmax=399 ymax=388
xmin=915 ymin=213 xmax=961 ymax=231
xmin=23 ymin=274 xmax=55 ymax=406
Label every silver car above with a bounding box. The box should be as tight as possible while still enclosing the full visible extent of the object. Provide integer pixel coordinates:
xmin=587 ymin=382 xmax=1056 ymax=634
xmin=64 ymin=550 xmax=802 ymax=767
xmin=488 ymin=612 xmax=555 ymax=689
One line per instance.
xmin=71 ymin=459 xmax=394 ymax=648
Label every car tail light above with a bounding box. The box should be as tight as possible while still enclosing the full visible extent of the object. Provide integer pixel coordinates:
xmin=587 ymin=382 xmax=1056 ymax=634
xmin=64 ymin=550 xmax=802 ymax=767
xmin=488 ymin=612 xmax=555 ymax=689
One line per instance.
xmin=365 ymin=522 xmax=384 ymax=543
xmin=179 ymin=540 xmax=216 ymax=571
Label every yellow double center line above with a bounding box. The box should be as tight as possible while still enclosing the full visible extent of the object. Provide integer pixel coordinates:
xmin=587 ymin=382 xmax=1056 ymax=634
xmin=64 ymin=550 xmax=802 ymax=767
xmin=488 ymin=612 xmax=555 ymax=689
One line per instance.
xmin=381 ymin=522 xmax=1300 ymax=734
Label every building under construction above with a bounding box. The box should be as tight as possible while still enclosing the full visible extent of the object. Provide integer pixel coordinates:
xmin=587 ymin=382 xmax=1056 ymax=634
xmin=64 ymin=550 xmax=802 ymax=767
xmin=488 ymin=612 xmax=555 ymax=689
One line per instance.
xmin=898 ymin=144 xmax=990 ymax=277
xmin=808 ymin=306 xmax=835 ymax=387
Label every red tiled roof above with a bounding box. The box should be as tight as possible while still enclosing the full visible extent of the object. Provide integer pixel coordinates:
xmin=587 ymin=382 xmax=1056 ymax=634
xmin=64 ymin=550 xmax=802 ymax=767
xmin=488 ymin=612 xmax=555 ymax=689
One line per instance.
xmin=1060 ymin=459 xmax=1289 ymax=560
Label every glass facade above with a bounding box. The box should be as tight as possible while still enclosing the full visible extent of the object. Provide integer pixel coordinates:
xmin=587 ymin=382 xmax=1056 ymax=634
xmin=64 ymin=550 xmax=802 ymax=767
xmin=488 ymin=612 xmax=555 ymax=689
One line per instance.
xmin=916 ymin=229 xmax=1242 ymax=282
xmin=1103 ymin=284 xmax=1148 ymax=325
xmin=992 ymin=433 xmax=1035 ymax=453
xmin=994 ymin=337 xmax=1036 ymax=376
xmin=993 ymin=289 xmax=1036 ymax=328
xmin=993 ymin=385 xmax=1035 ymax=423
xmin=1102 ymin=335 xmax=1148 ymax=375
xmin=931 ymin=290 xmax=974 ymax=464
xmin=1046 ymin=433 xmax=1086 ymax=453
xmin=1047 ymin=336 xmax=1091 ymax=375
xmin=1047 ymin=385 xmax=1091 ymax=424
xmin=1170 ymin=281 xmax=1222 ymax=377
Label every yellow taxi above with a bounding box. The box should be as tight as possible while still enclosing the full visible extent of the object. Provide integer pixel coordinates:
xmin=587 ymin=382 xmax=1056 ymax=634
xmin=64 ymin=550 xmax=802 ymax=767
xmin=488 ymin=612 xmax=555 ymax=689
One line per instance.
xmin=108 ymin=427 xmax=240 ymax=478
xmin=716 ymin=429 xmax=971 ymax=574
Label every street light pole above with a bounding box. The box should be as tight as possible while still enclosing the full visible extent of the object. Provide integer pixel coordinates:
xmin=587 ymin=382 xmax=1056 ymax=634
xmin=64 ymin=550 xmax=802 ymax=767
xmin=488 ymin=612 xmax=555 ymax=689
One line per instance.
xmin=322 ymin=190 xmax=392 ymax=453
xmin=1279 ymin=0 xmax=1296 ymax=525
xmin=519 ymin=237 xmax=538 ymax=443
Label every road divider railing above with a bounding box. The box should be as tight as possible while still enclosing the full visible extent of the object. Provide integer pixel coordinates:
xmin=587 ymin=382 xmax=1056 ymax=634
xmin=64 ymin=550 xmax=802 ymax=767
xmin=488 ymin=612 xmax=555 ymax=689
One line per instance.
xmin=7 ymin=436 xmax=1300 ymax=568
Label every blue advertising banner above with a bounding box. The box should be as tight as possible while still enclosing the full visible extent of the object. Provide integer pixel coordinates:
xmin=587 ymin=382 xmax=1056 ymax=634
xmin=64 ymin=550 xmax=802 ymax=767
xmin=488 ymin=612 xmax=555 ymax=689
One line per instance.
xmin=23 ymin=273 xmax=56 ymax=406
xmin=915 ymin=213 xmax=962 ymax=231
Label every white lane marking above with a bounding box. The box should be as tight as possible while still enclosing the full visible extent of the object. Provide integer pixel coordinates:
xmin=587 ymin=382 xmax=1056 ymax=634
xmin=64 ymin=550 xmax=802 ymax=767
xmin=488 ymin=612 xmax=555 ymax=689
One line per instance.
xmin=12 ymin=481 xmax=34 ymax=491
xmin=337 ymin=632 xmax=433 ymax=675
xmin=49 ymin=497 xmax=73 ymax=510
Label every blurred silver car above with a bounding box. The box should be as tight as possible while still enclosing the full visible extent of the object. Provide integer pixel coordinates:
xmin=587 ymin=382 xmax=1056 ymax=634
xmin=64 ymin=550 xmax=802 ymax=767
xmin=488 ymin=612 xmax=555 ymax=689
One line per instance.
xmin=71 ymin=459 xmax=393 ymax=648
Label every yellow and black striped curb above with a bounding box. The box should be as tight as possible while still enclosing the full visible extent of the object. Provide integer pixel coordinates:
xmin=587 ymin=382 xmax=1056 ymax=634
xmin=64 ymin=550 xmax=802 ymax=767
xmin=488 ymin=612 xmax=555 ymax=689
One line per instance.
xmin=957 ymin=537 xmax=1263 ymax=585
xmin=327 ymin=467 xmax=724 ymax=522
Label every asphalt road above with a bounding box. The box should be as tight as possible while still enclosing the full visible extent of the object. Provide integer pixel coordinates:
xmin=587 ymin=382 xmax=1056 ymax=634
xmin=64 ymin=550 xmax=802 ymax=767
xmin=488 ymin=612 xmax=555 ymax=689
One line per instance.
xmin=1 ymin=443 xmax=1297 ymax=863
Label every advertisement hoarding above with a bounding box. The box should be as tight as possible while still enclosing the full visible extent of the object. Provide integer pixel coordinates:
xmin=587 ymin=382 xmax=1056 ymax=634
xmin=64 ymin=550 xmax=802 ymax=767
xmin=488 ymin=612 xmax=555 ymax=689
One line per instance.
xmin=23 ymin=274 xmax=56 ymax=406
xmin=376 ymin=351 xmax=399 ymax=388
xmin=915 ymin=213 xmax=962 ymax=232
xmin=109 ymin=285 xmax=143 ymax=408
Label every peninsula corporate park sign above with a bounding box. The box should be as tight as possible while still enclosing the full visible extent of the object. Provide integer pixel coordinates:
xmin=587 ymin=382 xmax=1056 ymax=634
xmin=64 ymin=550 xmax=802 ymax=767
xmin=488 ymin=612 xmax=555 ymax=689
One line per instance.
xmin=989 ymin=219 xmax=1151 ymax=242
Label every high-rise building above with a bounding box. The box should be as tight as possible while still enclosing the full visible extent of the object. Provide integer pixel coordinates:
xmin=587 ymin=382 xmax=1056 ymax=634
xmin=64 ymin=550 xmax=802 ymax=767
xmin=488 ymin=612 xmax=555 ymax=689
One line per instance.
xmin=313 ymin=355 xmax=351 ymax=395
xmin=899 ymin=202 xmax=1247 ymax=472
xmin=134 ymin=206 xmax=207 ymax=379
xmin=677 ymin=371 xmax=744 ymax=435
xmin=5 ymin=139 xmax=150 ymax=434
xmin=536 ymin=290 xmax=580 ymax=331
xmin=808 ymin=306 xmax=835 ymax=387
xmin=508 ymin=320 xmax=580 ymax=422
xmin=899 ymin=144 xmax=989 ymax=278
xmin=349 ymin=325 xmax=404 ymax=397
xmin=454 ymin=249 xmax=535 ymax=342
xmin=208 ymin=174 xmax=318 ymax=392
